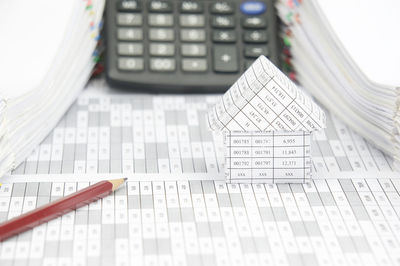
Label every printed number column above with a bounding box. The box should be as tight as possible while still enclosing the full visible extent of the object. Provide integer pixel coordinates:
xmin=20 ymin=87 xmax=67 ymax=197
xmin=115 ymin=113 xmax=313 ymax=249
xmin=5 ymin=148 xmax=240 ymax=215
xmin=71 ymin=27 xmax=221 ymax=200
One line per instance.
xmin=226 ymin=133 xmax=252 ymax=182
xmin=251 ymin=133 xmax=273 ymax=182
xmin=273 ymin=132 xmax=305 ymax=183
xmin=304 ymin=132 xmax=311 ymax=182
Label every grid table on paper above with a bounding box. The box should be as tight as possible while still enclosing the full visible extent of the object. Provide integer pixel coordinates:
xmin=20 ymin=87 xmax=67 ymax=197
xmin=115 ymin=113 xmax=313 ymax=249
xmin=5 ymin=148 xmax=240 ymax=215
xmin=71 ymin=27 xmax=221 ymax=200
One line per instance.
xmin=207 ymin=56 xmax=325 ymax=132
xmin=1 ymin=90 xmax=399 ymax=266
xmin=9 ymin=91 xmax=394 ymax=177
xmin=1 ymin=178 xmax=400 ymax=266
xmin=225 ymin=131 xmax=311 ymax=183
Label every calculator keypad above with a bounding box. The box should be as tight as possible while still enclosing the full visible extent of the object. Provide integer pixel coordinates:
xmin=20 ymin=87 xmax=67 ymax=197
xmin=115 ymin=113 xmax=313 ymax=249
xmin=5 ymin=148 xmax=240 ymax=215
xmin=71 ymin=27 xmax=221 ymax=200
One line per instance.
xmin=149 ymin=43 xmax=175 ymax=56
xmin=182 ymin=58 xmax=207 ymax=72
xmin=213 ymin=30 xmax=237 ymax=43
xmin=210 ymin=2 xmax=235 ymax=14
xmin=213 ymin=45 xmax=239 ymax=72
xmin=118 ymin=43 xmax=143 ymax=55
xmin=117 ymin=13 xmax=142 ymax=26
xmin=180 ymin=29 xmax=206 ymax=42
xmin=244 ymin=30 xmax=268 ymax=43
xmin=117 ymin=0 xmax=142 ymax=11
xmin=180 ymin=1 xmax=203 ymax=13
xmin=150 ymin=58 xmax=176 ymax=71
xmin=242 ymin=16 xmax=267 ymax=28
xmin=148 ymin=0 xmax=173 ymax=12
xmin=109 ymin=0 xmax=278 ymax=91
xmin=179 ymin=15 xmax=205 ymax=27
xmin=118 ymin=57 xmax=144 ymax=71
xmin=181 ymin=44 xmax=206 ymax=57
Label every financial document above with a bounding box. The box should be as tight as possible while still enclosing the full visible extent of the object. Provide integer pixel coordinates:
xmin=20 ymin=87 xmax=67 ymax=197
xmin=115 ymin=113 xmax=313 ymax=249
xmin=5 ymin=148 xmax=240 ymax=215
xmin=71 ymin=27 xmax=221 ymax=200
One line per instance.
xmin=1 ymin=86 xmax=399 ymax=266
xmin=224 ymin=131 xmax=311 ymax=184
xmin=207 ymin=56 xmax=325 ymax=132
xmin=207 ymin=56 xmax=325 ymax=183
xmin=8 ymin=85 xmax=393 ymax=177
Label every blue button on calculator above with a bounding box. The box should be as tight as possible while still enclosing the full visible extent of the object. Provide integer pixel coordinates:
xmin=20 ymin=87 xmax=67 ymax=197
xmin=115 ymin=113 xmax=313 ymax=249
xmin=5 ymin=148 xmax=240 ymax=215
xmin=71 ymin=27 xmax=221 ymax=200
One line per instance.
xmin=240 ymin=1 xmax=266 ymax=15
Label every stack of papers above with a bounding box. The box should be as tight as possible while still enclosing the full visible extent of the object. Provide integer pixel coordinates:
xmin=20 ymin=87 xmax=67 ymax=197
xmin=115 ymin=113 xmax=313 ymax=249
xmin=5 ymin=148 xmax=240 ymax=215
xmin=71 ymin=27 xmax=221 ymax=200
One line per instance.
xmin=0 ymin=0 xmax=105 ymax=177
xmin=276 ymin=0 xmax=400 ymax=166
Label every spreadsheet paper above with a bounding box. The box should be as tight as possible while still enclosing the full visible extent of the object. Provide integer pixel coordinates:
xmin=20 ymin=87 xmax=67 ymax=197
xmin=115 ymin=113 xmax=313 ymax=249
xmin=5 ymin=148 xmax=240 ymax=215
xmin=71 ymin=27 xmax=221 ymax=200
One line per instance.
xmin=224 ymin=131 xmax=312 ymax=183
xmin=207 ymin=56 xmax=325 ymax=183
xmin=0 ymin=89 xmax=399 ymax=266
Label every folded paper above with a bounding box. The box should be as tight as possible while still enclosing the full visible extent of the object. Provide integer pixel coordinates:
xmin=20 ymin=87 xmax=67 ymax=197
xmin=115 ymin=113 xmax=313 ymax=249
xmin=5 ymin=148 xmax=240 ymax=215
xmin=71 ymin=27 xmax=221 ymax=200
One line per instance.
xmin=207 ymin=55 xmax=326 ymax=183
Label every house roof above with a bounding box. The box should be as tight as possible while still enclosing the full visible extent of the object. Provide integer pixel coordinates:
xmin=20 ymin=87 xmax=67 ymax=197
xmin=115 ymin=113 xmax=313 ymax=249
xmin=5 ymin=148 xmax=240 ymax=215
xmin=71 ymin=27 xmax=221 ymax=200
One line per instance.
xmin=207 ymin=55 xmax=326 ymax=132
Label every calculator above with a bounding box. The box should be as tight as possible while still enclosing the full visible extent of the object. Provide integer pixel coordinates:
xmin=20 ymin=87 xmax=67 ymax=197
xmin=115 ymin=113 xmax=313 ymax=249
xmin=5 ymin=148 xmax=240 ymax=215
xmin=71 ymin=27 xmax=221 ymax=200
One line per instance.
xmin=105 ymin=0 xmax=280 ymax=93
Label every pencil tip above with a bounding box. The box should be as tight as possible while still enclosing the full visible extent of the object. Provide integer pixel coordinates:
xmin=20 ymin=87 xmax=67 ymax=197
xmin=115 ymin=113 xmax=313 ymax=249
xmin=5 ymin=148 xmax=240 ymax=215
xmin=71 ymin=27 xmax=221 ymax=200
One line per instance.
xmin=109 ymin=178 xmax=126 ymax=191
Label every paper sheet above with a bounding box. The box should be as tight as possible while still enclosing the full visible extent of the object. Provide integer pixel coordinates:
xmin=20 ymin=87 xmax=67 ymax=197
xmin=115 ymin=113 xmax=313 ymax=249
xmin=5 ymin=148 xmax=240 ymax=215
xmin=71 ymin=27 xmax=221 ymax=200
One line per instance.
xmin=7 ymin=88 xmax=394 ymax=177
xmin=1 ymin=87 xmax=399 ymax=265
xmin=275 ymin=0 xmax=400 ymax=168
xmin=1 ymin=175 xmax=400 ymax=266
xmin=207 ymin=56 xmax=325 ymax=183
xmin=0 ymin=0 xmax=105 ymax=178
xmin=224 ymin=131 xmax=311 ymax=183
xmin=207 ymin=56 xmax=325 ymax=132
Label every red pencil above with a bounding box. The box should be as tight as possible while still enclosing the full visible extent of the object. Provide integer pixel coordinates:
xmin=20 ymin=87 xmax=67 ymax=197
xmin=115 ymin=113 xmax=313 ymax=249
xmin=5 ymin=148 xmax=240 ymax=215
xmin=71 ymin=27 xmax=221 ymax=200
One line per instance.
xmin=0 ymin=178 xmax=126 ymax=242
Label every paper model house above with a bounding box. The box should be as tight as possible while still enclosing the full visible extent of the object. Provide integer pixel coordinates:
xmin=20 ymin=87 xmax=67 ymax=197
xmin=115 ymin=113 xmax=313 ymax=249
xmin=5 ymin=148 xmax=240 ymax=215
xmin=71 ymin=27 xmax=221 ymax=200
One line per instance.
xmin=207 ymin=56 xmax=326 ymax=183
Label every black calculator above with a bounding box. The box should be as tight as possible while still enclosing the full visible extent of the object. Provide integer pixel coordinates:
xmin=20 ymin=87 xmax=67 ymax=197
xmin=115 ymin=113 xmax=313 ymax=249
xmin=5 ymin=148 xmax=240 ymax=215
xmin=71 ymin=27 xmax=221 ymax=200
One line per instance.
xmin=105 ymin=0 xmax=280 ymax=93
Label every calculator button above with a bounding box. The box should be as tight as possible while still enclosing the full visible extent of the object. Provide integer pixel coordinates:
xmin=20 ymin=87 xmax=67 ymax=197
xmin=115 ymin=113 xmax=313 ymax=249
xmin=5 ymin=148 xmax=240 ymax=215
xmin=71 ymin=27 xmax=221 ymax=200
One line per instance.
xmin=117 ymin=28 xmax=143 ymax=40
xmin=243 ymin=30 xmax=268 ymax=43
xmin=148 ymin=14 xmax=174 ymax=27
xmin=117 ymin=0 xmax=142 ymax=12
xmin=179 ymin=15 xmax=205 ymax=27
xmin=118 ymin=57 xmax=144 ymax=71
xmin=213 ymin=45 xmax=239 ymax=72
xmin=149 ymin=28 xmax=175 ymax=41
xmin=245 ymin=46 xmax=268 ymax=58
xmin=242 ymin=16 xmax=267 ymax=29
xmin=210 ymin=2 xmax=235 ymax=14
xmin=117 ymin=13 xmax=142 ymax=26
xmin=181 ymin=44 xmax=207 ymax=57
xmin=180 ymin=29 xmax=206 ymax=42
xmin=150 ymin=58 xmax=176 ymax=72
xmin=240 ymin=1 xmax=266 ymax=16
xmin=150 ymin=43 xmax=175 ymax=56
xmin=148 ymin=0 xmax=172 ymax=12
xmin=180 ymin=1 xmax=204 ymax=13
xmin=182 ymin=59 xmax=207 ymax=72
xmin=212 ymin=30 xmax=236 ymax=43
xmin=118 ymin=43 xmax=143 ymax=55
xmin=244 ymin=46 xmax=268 ymax=57
xmin=211 ymin=16 xmax=235 ymax=28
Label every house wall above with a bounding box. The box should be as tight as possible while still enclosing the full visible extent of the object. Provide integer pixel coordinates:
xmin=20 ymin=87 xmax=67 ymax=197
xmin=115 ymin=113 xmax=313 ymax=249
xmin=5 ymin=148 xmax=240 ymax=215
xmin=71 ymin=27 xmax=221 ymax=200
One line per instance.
xmin=224 ymin=131 xmax=311 ymax=183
